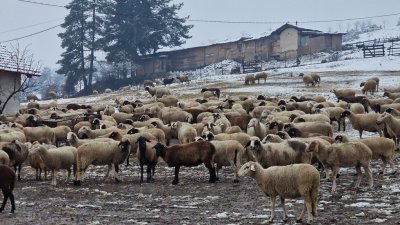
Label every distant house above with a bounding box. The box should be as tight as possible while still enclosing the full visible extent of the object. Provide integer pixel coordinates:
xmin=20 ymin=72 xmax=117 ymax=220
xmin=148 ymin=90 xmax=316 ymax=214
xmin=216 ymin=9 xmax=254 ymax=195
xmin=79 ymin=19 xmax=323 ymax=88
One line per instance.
xmin=135 ymin=23 xmax=345 ymax=76
xmin=0 ymin=46 xmax=40 ymax=114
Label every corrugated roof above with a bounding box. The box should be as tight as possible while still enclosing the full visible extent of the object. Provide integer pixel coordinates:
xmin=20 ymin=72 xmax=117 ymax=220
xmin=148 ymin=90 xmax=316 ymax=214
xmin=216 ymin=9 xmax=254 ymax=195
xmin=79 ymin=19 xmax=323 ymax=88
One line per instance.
xmin=0 ymin=45 xmax=40 ymax=76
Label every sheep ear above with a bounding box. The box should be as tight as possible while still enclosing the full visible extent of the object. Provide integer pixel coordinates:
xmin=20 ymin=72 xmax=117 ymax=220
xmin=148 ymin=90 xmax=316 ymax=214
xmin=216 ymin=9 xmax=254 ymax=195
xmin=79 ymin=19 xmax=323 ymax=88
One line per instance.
xmin=250 ymin=164 xmax=255 ymax=171
xmin=244 ymin=141 xmax=251 ymax=148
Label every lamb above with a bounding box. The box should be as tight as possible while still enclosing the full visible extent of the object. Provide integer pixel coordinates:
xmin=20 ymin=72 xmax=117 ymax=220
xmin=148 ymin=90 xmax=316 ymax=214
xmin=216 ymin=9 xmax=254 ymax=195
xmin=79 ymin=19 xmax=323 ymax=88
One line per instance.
xmin=0 ymin=165 xmax=16 ymax=213
xmin=331 ymin=89 xmax=356 ymax=102
xmin=136 ymin=136 xmax=158 ymax=182
xmin=376 ymin=112 xmax=400 ymax=145
xmin=36 ymin=146 xmax=77 ymax=185
xmin=122 ymin=132 xmax=157 ymax=166
xmin=247 ymin=118 xmax=267 ymax=139
xmin=340 ymin=110 xmax=384 ymax=138
xmin=244 ymin=74 xmax=256 ymax=85
xmin=298 ymin=73 xmax=315 ymax=87
xmin=307 ymin=140 xmax=373 ymax=192
xmin=254 ymin=72 xmax=268 ymax=84
xmin=23 ymin=126 xmax=55 ymax=144
xmin=209 ymin=140 xmax=250 ymax=182
xmin=335 ymin=134 xmax=396 ymax=175
xmin=153 ymin=141 xmax=217 ymax=184
xmin=2 ymin=140 xmax=29 ymax=180
xmin=171 ymin=121 xmax=197 ymax=144
xmin=245 ymin=137 xmax=312 ymax=168
xmin=143 ymin=80 xmax=154 ymax=87
xmin=300 ymin=73 xmax=320 ymax=86
xmin=74 ymin=139 xmax=131 ymax=185
xmin=238 ymin=162 xmax=319 ymax=224
xmin=27 ymin=93 xmax=39 ymax=102
xmin=27 ymin=143 xmax=53 ymax=180
xmin=360 ymin=79 xmax=377 ymax=95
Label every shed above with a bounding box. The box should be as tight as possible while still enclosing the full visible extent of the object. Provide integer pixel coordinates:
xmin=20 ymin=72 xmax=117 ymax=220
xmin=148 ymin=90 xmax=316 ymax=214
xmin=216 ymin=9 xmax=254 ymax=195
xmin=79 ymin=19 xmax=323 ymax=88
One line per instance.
xmin=0 ymin=45 xmax=40 ymax=115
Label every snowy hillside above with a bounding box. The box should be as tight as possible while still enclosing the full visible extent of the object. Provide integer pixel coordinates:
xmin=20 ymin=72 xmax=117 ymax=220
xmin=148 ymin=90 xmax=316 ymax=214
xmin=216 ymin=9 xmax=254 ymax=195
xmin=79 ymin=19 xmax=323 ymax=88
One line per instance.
xmin=344 ymin=25 xmax=400 ymax=44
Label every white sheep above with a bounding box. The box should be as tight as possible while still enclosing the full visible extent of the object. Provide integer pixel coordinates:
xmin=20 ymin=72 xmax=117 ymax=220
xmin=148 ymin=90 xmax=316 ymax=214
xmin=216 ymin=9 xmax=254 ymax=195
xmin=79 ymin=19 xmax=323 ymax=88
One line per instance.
xmin=299 ymin=73 xmax=315 ymax=87
xmin=238 ymin=162 xmax=320 ymax=224
xmin=340 ymin=110 xmax=384 ymax=138
xmin=74 ymin=139 xmax=131 ymax=185
xmin=247 ymin=118 xmax=267 ymax=139
xmin=307 ymin=140 xmax=373 ymax=192
xmin=171 ymin=121 xmax=197 ymax=144
xmin=36 ymin=146 xmax=77 ymax=186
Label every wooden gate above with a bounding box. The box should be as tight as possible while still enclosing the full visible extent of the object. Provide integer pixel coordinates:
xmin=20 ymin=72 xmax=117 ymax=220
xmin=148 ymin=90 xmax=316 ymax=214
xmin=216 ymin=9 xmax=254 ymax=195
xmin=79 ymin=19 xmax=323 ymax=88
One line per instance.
xmin=363 ymin=44 xmax=385 ymax=58
xmin=388 ymin=42 xmax=400 ymax=56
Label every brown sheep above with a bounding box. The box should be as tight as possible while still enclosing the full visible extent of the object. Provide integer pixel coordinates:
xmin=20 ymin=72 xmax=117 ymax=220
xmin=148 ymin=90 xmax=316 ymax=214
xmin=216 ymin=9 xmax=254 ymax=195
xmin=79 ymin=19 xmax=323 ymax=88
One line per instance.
xmin=244 ymin=74 xmax=256 ymax=85
xmin=0 ymin=165 xmax=16 ymax=213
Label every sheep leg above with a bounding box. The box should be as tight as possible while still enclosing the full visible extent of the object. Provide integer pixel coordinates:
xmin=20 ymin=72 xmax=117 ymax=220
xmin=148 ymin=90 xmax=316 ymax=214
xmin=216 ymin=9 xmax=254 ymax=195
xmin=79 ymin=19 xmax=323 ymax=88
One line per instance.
xmin=363 ymin=164 xmax=374 ymax=189
xmin=359 ymin=130 xmax=363 ymax=139
xmin=152 ymin=164 xmax=156 ymax=177
xmin=205 ymin=163 xmax=217 ymax=183
xmin=331 ymin=168 xmax=339 ymax=193
xmin=105 ymin=164 xmax=112 ymax=179
xmin=388 ymin=158 xmax=397 ymax=175
xmin=266 ymin=197 xmax=276 ymax=223
xmin=140 ymin=163 xmax=144 ymax=183
xmin=355 ymin=165 xmax=362 ymax=190
xmin=172 ymin=166 xmax=180 ymax=185
xmin=17 ymin=165 xmax=21 ymax=180
xmin=9 ymin=192 xmax=15 ymax=213
xmin=66 ymin=168 xmax=71 ymax=182
xmin=125 ymin=154 xmax=131 ymax=167
xmin=146 ymin=165 xmax=152 ymax=182
xmin=280 ymin=197 xmax=288 ymax=222
xmin=113 ymin=164 xmax=121 ymax=183
xmin=0 ymin=190 xmax=9 ymax=212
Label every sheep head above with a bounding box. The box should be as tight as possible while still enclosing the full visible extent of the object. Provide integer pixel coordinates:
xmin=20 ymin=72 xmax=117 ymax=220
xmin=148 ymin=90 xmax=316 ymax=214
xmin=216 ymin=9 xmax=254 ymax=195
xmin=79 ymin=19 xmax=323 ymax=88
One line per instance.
xmin=118 ymin=139 xmax=131 ymax=152
xmin=245 ymin=137 xmax=261 ymax=151
xmin=306 ymin=141 xmax=320 ymax=153
xmin=203 ymin=131 xmax=214 ymax=141
xmin=247 ymin=118 xmax=258 ymax=128
xmin=193 ymin=136 xmax=204 ymax=142
xmin=376 ymin=112 xmax=390 ymax=125
xmin=238 ymin=161 xmax=257 ymax=178
xmin=153 ymin=143 xmax=166 ymax=158
xmin=127 ymin=128 xmax=139 ymax=135
xmin=340 ymin=110 xmax=351 ymax=119
xmin=287 ymin=128 xmax=300 ymax=138
xmin=334 ymin=135 xmax=344 ymax=143
xmin=383 ymin=92 xmax=390 ymax=97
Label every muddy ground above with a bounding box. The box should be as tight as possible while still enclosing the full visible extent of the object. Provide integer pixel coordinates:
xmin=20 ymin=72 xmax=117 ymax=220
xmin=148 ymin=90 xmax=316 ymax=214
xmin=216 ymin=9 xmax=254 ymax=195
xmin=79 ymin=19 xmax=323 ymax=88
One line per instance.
xmin=3 ymin=71 xmax=400 ymax=224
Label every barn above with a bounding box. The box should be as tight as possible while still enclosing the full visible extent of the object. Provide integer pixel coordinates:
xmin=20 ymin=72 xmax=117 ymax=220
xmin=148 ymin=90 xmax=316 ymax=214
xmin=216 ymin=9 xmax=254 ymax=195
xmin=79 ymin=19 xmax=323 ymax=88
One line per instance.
xmin=135 ymin=23 xmax=345 ymax=77
xmin=0 ymin=45 xmax=40 ymax=115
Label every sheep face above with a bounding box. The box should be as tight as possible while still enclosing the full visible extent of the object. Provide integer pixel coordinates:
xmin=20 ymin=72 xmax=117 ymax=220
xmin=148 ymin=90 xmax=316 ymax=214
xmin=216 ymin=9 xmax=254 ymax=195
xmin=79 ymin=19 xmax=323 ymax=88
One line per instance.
xmin=92 ymin=119 xmax=101 ymax=129
xmin=212 ymin=113 xmax=221 ymax=121
xmin=376 ymin=113 xmax=390 ymax=125
xmin=245 ymin=137 xmax=262 ymax=151
xmin=276 ymin=131 xmax=288 ymax=139
xmin=203 ymin=131 xmax=214 ymax=141
xmin=193 ymin=136 xmax=204 ymax=142
xmin=127 ymin=128 xmax=139 ymax=134
xmin=247 ymin=118 xmax=258 ymax=128
xmin=383 ymin=92 xmax=390 ymax=97
xmin=287 ymin=128 xmax=298 ymax=137
xmin=238 ymin=161 xmax=256 ymax=177
xmin=118 ymin=140 xmax=131 ymax=152
xmin=186 ymin=114 xmax=193 ymax=123
xmin=334 ymin=135 xmax=344 ymax=143
xmin=340 ymin=110 xmax=351 ymax=119
xmin=278 ymin=100 xmax=286 ymax=106
xmin=153 ymin=143 xmax=166 ymax=157
xmin=268 ymin=121 xmax=279 ymax=129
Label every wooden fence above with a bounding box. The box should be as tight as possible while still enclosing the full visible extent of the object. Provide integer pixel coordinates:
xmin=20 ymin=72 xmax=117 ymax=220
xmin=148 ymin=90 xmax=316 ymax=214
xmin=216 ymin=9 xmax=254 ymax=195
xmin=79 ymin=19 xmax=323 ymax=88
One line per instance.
xmin=388 ymin=42 xmax=400 ymax=56
xmin=363 ymin=44 xmax=385 ymax=58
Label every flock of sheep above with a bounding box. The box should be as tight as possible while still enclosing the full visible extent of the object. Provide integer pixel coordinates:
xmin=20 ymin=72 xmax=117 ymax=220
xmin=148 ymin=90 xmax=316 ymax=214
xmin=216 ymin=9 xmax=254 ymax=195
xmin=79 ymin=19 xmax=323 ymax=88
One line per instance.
xmin=1 ymin=71 xmax=400 ymax=224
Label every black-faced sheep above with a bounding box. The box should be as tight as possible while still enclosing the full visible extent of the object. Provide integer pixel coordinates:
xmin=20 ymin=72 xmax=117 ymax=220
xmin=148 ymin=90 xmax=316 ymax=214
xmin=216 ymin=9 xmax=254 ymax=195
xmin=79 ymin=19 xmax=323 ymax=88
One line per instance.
xmin=163 ymin=77 xmax=175 ymax=85
xmin=238 ymin=162 xmax=319 ymax=224
xmin=284 ymin=122 xmax=333 ymax=137
xmin=0 ymin=165 xmax=16 ymax=213
xmin=136 ymin=136 xmax=158 ymax=182
xmin=2 ymin=140 xmax=29 ymax=180
xmin=153 ymin=141 xmax=217 ymax=184
xmin=74 ymin=139 xmax=131 ymax=185
xmin=307 ymin=140 xmax=373 ymax=192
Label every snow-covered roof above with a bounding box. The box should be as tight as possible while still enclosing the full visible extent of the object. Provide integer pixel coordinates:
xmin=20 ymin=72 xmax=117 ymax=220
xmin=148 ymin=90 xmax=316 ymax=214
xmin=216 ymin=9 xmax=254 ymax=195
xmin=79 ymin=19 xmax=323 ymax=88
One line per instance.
xmin=0 ymin=45 xmax=40 ymax=76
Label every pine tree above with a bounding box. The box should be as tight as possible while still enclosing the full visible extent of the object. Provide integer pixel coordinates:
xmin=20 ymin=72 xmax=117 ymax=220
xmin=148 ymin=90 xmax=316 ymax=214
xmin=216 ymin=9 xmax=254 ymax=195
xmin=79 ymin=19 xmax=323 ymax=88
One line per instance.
xmin=57 ymin=0 xmax=104 ymax=95
xmin=101 ymin=0 xmax=192 ymax=79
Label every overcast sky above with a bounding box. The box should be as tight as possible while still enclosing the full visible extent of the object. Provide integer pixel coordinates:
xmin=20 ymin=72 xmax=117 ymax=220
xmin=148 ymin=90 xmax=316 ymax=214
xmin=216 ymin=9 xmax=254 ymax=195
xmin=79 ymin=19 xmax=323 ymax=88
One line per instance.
xmin=0 ymin=0 xmax=399 ymax=69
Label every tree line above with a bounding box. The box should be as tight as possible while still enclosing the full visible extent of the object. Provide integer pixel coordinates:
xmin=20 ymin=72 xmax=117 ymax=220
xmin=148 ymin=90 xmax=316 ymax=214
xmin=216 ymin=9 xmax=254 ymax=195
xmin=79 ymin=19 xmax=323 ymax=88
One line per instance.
xmin=57 ymin=0 xmax=192 ymax=96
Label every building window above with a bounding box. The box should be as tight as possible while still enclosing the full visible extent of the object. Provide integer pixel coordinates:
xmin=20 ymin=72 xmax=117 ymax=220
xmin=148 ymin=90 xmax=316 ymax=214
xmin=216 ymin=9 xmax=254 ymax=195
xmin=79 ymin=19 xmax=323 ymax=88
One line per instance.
xmin=300 ymin=36 xmax=309 ymax=47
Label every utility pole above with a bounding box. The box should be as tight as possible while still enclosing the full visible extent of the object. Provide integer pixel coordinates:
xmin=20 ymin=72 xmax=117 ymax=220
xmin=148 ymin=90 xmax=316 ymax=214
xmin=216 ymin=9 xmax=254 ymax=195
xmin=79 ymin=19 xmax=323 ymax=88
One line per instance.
xmin=88 ymin=0 xmax=96 ymax=94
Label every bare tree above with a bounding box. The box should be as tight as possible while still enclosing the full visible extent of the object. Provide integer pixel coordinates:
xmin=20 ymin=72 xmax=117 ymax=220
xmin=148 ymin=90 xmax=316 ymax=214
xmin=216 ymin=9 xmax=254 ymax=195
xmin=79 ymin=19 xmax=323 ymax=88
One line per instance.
xmin=0 ymin=43 xmax=41 ymax=114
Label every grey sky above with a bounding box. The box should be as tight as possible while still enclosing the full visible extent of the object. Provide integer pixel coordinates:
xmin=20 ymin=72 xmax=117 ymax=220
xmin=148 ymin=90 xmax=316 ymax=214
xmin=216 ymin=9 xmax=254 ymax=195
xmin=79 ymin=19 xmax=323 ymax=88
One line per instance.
xmin=0 ymin=0 xmax=399 ymax=69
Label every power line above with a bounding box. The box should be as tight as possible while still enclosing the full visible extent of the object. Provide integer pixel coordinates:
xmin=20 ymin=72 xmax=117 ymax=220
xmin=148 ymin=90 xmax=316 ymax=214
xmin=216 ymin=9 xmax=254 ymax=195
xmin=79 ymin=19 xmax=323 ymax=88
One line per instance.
xmin=0 ymin=18 xmax=63 ymax=35
xmin=15 ymin=0 xmax=400 ymax=24
xmin=0 ymin=24 xmax=61 ymax=44
xmin=17 ymin=0 xmax=65 ymax=8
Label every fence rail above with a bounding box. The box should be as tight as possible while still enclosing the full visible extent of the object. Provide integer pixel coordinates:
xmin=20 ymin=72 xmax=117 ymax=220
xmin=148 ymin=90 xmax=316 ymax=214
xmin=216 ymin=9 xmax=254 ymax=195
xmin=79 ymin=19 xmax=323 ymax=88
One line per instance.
xmin=363 ymin=44 xmax=385 ymax=58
